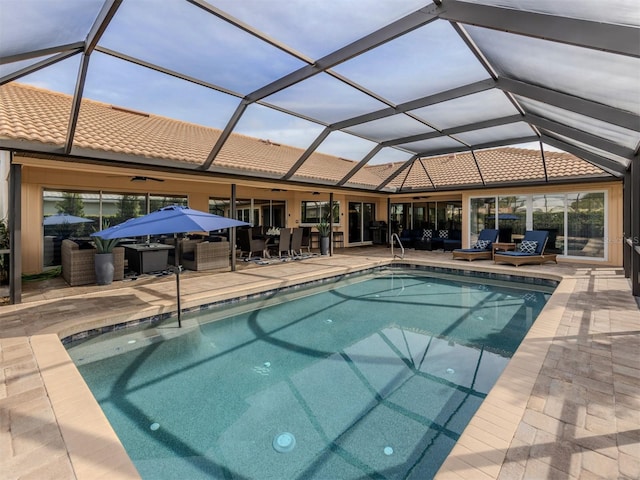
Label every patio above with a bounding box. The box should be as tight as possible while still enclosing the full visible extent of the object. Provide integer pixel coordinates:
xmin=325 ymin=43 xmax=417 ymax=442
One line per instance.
xmin=1 ymin=247 xmax=638 ymax=479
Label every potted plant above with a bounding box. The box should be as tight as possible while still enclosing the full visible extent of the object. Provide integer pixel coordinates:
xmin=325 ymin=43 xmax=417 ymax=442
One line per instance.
xmin=93 ymin=221 xmax=120 ymax=285
xmin=316 ymin=221 xmax=331 ymax=255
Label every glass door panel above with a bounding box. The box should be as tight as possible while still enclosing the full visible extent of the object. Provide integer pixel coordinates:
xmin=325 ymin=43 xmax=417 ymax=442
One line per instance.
xmin=532 ymin=194 xmax=565 ymax=254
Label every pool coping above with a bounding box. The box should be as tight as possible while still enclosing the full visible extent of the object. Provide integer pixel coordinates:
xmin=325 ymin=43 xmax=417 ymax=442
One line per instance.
xmin=7 ymin=253 xmax=627 ymax=479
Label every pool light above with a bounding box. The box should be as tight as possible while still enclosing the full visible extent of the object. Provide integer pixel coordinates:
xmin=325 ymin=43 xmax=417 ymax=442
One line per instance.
xmin=150 ymin=422 xmax=160 ymax=431
xmin=384 ymin=446 xmax=394 ymax=456
xmin=273 ymin=432 xmax=296 ymax=453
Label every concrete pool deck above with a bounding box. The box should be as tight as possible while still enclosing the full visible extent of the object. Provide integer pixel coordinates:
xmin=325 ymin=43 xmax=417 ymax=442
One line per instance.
xmin=1 ymin=248 xmax=638 ymax=479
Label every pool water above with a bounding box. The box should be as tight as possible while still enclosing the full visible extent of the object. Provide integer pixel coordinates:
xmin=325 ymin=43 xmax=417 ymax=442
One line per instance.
xmin=67 ymin=270 xmax=553 ymax=479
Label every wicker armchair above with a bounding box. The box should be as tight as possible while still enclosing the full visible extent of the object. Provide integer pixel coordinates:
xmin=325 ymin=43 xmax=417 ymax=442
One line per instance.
xmin=61 ymin=239 xmax=125 ymax=286
xmin=181 ymin=240 xmax=230 ymax=271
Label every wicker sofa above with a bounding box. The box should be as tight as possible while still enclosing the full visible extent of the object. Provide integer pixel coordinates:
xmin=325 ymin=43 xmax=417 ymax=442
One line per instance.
xmin=61 ymin=239 xmax=125 ymax=286
xmin=180 ymin=239 xmax=230 ymax=271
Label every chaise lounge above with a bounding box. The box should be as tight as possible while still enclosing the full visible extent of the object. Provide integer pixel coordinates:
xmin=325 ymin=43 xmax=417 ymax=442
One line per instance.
xmin=452 ymin=229 xmax=499 ymax=261
xmin=493 ymin=230 xmax=558 ymax=267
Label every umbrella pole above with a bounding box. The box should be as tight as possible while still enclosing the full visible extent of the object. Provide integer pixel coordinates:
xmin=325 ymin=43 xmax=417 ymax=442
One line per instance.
xmin=173 ymin=233 xmax=182 ymax=327
xmin=176 ymin=266 xmax=182 ymax=327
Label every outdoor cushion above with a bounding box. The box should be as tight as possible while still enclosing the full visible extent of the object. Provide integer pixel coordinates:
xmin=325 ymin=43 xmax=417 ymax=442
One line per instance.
xmin=518 ymin=240 xmax=538 ymax=254
xmin=421 ymin=229 xmax=433 ymax=240
xmin=473 ymin=239 xmax=491 ymax=250
xmin=438 ymin=230 xmax=448 ymax=239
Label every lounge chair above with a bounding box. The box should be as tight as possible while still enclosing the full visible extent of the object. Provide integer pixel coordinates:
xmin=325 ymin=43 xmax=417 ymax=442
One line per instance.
xmin=452 ymin=229 xmax=499 ymax=261
xmin=493 ymin=230 xmax=558 ymax=266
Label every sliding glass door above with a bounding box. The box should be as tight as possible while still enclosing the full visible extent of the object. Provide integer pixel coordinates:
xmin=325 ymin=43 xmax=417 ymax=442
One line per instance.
xmin=348 ymin=202 xmax=375 ymax=244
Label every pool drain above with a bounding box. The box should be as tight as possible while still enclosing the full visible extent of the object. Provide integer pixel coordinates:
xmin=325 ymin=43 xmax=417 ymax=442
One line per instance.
xmin=273 ymin=432 xmax=296 ymax=453
xmin=446 ymin=368 xmax=455 ymax=374
xmin=383 ymin=446 xmax=394 ymax=456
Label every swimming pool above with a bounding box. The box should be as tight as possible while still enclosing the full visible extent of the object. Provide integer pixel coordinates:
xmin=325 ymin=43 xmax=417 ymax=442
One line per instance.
xmin=66 ymin=268 xmax=554 ymax=479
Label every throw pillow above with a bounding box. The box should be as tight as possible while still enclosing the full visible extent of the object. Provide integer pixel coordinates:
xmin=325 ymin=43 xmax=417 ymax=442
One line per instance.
xmin=473 ymin=239 xmax=491 ymax=250
xmin=421 ymin=229 xmax=432 ymax=240
xmin=518 ymin=240 xmax=538 ymax=254
xmin=438 ymin=230 xmax=448 ymax=239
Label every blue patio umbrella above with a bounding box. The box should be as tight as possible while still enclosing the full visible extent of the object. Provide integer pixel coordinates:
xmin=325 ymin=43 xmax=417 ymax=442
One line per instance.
xmin=91 ymin=205 xmax=249 ymax=239
xmin=92 ymin=205 xmax=250 ymax=326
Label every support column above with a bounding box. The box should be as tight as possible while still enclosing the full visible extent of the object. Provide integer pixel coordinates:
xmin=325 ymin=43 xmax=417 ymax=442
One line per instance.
xmin=623 ymin=170 xmax=631 ymax=278
xmin=9 ymin=159 xmax=21 ymax=304
xmin=387 ymin=197 xmax=392 ymax=245
xmin=630 ymin=157 xmax=640 ymax=297
xmin=329 ymin=192 xmax=334 ymax=256
xmin=230 ymin=184 xmax=237 ymax=272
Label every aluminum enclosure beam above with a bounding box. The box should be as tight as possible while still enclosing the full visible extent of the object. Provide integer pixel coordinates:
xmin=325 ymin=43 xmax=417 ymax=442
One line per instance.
xmin=525 ymin=113 xmax=636 ymax=162
xmin=497 ymin=77 xmax=640 ymax=132
xmin=438 ymin=0 xmax=640 ymax=57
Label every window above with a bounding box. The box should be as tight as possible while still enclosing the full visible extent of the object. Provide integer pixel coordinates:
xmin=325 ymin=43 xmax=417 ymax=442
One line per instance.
xmin=471 ymin=190 xmax=606 ymax=259
xmin=532 ymin=194 xmax=565 ymax=254
xmin=470 ymin=197 xmax=496 ymax=243
xmin=498 ymin=195 xmax=527 ymax=243
xmin=301 ymin=200 xmax=340 ymax=224
xmin=43 ymin=189 xmax=188 ymax=268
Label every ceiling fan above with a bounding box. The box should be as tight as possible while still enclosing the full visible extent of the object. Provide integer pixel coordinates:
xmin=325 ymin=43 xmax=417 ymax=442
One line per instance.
xmin=130 ymin=176 xmax=164 ymax=182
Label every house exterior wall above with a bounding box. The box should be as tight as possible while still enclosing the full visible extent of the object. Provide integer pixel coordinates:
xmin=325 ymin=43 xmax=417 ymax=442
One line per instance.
xmin=16 ymin=159 xmax=386 ymax=274
xmin=15 ymin=156 xmax=623 ymax=274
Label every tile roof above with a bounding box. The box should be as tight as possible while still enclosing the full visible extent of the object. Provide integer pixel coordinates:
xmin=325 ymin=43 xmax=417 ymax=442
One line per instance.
xmin=0 ymin=83 xmax=611 ymax=191
xmin=371 ymin=148 xmax=609 ymax=191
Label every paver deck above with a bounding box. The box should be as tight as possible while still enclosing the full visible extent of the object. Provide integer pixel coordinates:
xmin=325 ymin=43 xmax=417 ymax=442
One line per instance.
xmin=1 ymin=248 xmax=638 ymax=479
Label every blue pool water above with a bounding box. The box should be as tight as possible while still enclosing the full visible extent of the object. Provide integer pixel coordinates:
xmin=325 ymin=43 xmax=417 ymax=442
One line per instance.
xmin=66 ymin=269 xmax=553 ymax=479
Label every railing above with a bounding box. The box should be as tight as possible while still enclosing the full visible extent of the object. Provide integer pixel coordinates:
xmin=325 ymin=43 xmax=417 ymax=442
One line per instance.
xmin=391 ymin=233 xmax=404 ymax=259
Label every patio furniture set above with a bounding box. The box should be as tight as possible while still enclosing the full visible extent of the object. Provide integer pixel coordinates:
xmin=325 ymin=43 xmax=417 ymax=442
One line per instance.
xmin=61 ymin=236 xmax=232 ymax=286
xmin=452 ymin=229 xmax=558 ymax=266
xmin=237 ymin=226 xmax=312 ymax=259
